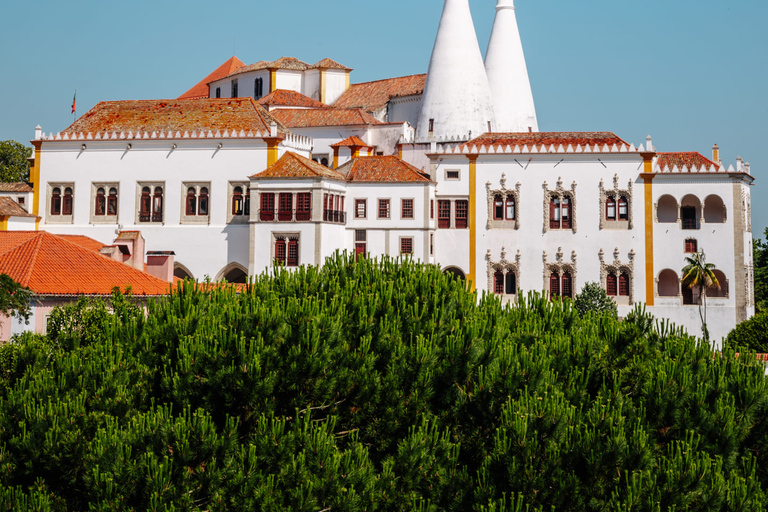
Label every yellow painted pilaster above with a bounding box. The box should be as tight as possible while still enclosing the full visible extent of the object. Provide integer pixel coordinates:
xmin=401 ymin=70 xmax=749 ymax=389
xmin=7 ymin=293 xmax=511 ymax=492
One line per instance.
xmin=397 ymin=144 xmax=403 ymax=160
xmin=641 ymin=154 xmax=655 ymax=306
xmin=345 ymin=72 xmax=350 ymax=92
xmin=320 ymin=70 xmax=327 ymax=104
xmin=333 ymin=148 xmax=339 ymax=169
xmin=31 ymin=141 xmax=42 ymax=222
xmin=0 ymin=218 xmax=8 ymax=231
xmin=266 ymin=139 xmax=280 ymax=167
xmin=468 ymin=155 xmax=478 ymax=291
xmin=269 ymin=69 xmax=277 ymax=93
xmin=352 ymin=147 xmax=360 ymax=159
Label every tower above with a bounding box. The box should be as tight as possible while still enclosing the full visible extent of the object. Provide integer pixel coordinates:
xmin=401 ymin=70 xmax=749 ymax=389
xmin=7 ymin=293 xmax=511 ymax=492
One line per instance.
xmin=485 ymin=0 xmax=538 ymax=132
xmin=416 ymin=0 xmax=496 ymax=141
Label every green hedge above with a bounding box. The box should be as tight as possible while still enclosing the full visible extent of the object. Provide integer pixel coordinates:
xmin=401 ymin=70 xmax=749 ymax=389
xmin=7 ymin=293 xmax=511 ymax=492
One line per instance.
xmin=727 ymin=312 xmax=768 ymax=354
xmin=0 ymin=253 xmax=766 ymax=511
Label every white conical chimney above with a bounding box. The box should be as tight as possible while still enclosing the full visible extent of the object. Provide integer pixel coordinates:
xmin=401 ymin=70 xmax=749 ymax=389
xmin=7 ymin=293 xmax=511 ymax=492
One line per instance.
xmin=485 ymin=0 xmax=538 ymax=133
xmin=416 ymin=0 xmax=496 ymax=141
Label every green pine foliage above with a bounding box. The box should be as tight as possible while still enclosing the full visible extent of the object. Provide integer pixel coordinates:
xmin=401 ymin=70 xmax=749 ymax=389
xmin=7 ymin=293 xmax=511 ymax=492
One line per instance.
xmin=0 ymin=253 xmax=767 ymax=511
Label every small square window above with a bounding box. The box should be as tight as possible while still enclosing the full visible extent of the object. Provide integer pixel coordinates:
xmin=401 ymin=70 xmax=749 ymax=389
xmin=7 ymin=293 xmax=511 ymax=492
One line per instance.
xmin=400 ymin=237 xmax=413 ymax=255
xmin=355 ymin=229 xmax=367 ymax=242
xmin=685 ymin=239 xmax=698 ymax=253
xmin=446 ymin=170 xmax=460 ymax=180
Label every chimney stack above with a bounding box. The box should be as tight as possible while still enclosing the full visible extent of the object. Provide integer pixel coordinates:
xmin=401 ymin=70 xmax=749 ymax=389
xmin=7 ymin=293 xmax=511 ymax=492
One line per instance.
xmin=146 ymin=251 xmax=176 ymax=282
xmin=113 ymin=231 xmax=145 ymax=271
xmin=712 ymin=144 xmax=720 ymax=164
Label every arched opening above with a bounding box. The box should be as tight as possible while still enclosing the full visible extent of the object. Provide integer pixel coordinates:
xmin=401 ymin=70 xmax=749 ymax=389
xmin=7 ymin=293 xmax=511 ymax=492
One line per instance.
xmin=680 ymin=194 xmax=700 ymax=230
xmin=443 ymin=267 xmax=465 ymax=281
xmin=707 ymin=270 xmax=728 ymax=298
xmin=95 ymin=187 xmax=106 ymax=216
xmin=216 ymin=262 xmax=249 ymax=284
xmin=657 ymin=195 xmax=678 ymax=223
xmin=173 ymin=263 xmax=194 ymax=281
xmin=107 ymin=187 xmax=118 ymax=216
xmin=703 ymin=195 xmax=726 ymax=223
xmin=658 ymin=269 xmax=679 ymax=297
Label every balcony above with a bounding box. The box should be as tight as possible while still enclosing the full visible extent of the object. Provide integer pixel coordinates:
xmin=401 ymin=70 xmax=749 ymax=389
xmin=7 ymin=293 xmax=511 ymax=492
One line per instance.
xmin=257 ymin=209 xmax=345 ymax=224
xmin=681 ymin=218 xmax=699 ymax=230
xmin=323 ymin=209 xmax=346 ymax=224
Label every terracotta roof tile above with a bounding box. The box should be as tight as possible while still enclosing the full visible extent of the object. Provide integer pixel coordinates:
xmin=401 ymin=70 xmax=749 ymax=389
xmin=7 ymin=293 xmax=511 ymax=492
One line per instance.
xmin=330 ymin=136 xmax=369 ymax=148
xmin=334 ymin=74 xmax=426 ymax=112
xmin=338 ymin=156 xmax=431 ymax=183
xmin=271 ymin=108 xmax=381 ymax=128
xmin=0 ymin=198 xmax=35 ymax=218
xmin=251 ymin=151 xmax=345 ymax=180
xmin=62 ymin=98 xmax=289 ymax=137
xmin=311 ymin=58 xmax=352 ymax=71
xmin=228 ymin=57 xmax=310 ymax=78
xmin=59 ymin=235 xmax=107 ymax=253
xmin=0 ymin=182 xmax=33 ymax=193
xmin=179 ymin=56 xmax=246 ymax=99
xmin=461 ymin=132 xmax=629 ymax=150
xmin=257 ymin=89 xmax=329 ymax=109
xmin=0 ymin=232 xmax=172 ymax=296
xmin=657 ymin=152 xmax=719 ymax=171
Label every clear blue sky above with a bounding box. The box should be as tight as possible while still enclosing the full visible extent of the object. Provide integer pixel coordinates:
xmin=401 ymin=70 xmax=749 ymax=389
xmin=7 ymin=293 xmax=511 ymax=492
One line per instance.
xmin=1 ymin=0 xmax=765 ymax=237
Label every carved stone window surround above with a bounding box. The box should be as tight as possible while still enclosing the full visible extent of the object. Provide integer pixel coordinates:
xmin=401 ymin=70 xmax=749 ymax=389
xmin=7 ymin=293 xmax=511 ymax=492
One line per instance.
xmin=486 ymin=247 xmax=521 ymax=303
xmin=599 ymin=247 xmax=636 ymax=305
xmin=543 ymin=177 xmax=577 ymax=233
xmin=486 ymin=173 xmax=520 ymax=230
xmin=599 ymin=174 xmax=633 ymax=230
xmin=543 ymin=247 xmax=577 ymax=292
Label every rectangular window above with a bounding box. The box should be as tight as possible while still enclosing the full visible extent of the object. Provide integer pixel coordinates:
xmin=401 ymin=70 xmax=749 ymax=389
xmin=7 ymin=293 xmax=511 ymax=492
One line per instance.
xmin=260 ymin=193 xmax=275 ymax=221
xmin=505 ymin=196 xmax=515 ymax=220
xmin=215 ymin=87 xmax=221 ymax=98
xmin=430 ymin=233 xmax=434 ymax=255
xmin=355 ymin=229 xmax=367 ymax=242
xmin=401 ymin=199 xmax=414 ymax=219
xmin=378 ymin=199 xmax=390 ymax=219
xmin=685 ymin=239 xmax=698 ymax=253
xmin=494 ymin=272 xmax=504 ymax=295
xmin=255 ymin=78 xmax=263 ymax=99
xmin=287 ymin=238 xmax=299 ymax=267
xmin=430 ymin=199 xmax=434 ymax=219
xmin=505 ymin=273 xmax=516 ymax=295
xmin=355 ymin=243 xmax=366 ymax=261
xmin=618 ymin=197 xmax=629 ymax=220
xmin=455 ymin=200 xmax=468 ymax=229
xmin=231 ymin=79 xmax=238 ymax=98
xmin=278 ymin=193 xmax=293 ymax=222
xmin=400 ymin=237 xmax=413 ymax=255
xmin=619 ymin=274 xmax=630 ymax=296
xmin=428 ymin=119 xmax=434 ymax=133
xmin=274 ymin=237 xmax=286 ymax=265
xmin=493 ymin=195 xmax=504 ymax=220
xmin=606 ymin=274 xmax=617 ymax=296
xmin=296 ymin=192 xmax=312 ymax=221
xmin=446 ymin=170 xmax=460 ymax=180
xmin=438 ymin=200 xmax=450 ymax=229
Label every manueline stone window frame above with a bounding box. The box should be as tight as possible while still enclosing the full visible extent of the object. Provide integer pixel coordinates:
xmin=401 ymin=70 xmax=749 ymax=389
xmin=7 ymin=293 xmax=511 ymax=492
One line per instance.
xmin=486 ymin=247 xmax=521 ymax=303
xmin=543 ymin=248 xmax=577 ymax=299
xmin=486 ymin=173 xmax=521 ymax=230
xmin=599 ymin=247 xmax=636 ymax=305
xmin=543 ymin=177 xmax=577 ymax=233
xmin=599 ymin=174 xmax=633 ymax=230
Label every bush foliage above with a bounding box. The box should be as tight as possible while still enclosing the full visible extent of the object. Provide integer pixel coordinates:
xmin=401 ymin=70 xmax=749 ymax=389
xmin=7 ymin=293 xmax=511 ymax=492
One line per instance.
xmin=726 ymin=311 xmax=768 ymax=353
xmin=0 ymin=254 xmax=767 ymax=511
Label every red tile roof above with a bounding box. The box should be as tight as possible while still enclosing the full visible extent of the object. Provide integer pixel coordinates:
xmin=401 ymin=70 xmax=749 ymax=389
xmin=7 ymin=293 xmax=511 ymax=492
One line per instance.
xmin=58 ymin=235 xmax=107 ymax=253
xmin=338 ymin=156 xmax=431 ymax=183
xmin=0 ymin=232 xmax=172 ymax=296
xmin=271 ymin=108 xmax=381 ymax=128
xmin=179 ymin=56 xmax=246 ymax=99
xmin=657 ymin=152 xmax=719 ymax=171
xmin=62 ymin=99 xmax=289 ymax=136
xmin=251 ymin=151 xmax=345 ymax=180
xmin=0 ymin=198 xmax=35 ymax=218
xmin=257 ymin=89 xmax=329 ymax=109
xmin=311 ymin=58 xmax=352 ymax=71
xmin=330 ymin=136 xmax=370 ymax=148
xmin=228 ymin=57 xmax=310 ymax=78
xmin=0 ymin=182 xmax=33 ymax=193
xmin=333 ymin=74 xmax=427 ymax=112
xmin=461 ymin=132 xmax=629 ymax=150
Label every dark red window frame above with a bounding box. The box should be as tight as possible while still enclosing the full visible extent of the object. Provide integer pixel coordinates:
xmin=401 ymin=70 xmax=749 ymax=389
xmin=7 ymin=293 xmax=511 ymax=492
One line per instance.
xmin=455 ymin=200 xmax=468 ymax=229
xmin=438 ymin=200 xmax=451 ymax=228
xmin=260 ymin=193 xmax=275 ymax=221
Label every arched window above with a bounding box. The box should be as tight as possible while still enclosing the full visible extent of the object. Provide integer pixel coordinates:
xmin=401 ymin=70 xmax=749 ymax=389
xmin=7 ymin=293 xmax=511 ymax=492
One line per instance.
xmin=494 ymin=270 xmax=504 ymax=295
xmin=619 ymin=273 xmax=630 ymax=297
xmin=550 ymin=273 xmax=560 ymax=298
xmin=606 ymin=272 xmax=617 ymax=296
xmin=95 ymin=187 xmax=106 ymax=216
xmin=62 ymin=187 xmax=73 ymax=215
xmin=505 ymin=195 xmax=516 ymax=220
xmin=505 ymin=273 xmax=516 ymax=294
xmin=703 ymin=195 xmax=726 ymax=223
xmin=107 ymin=187 xmax=118 ymax=216
xmin=50 ymin=187 xmax=62 ymax=215
xmin=152 ymin=187 xmax=163 ymax=222
xmin=244 ymin=187 xmax=251 ymax=216
xmin=561 ymin=272 xmax=572 ymax=298
xmin=657 ymin=195 xmax=678 ymax=223
xmin=550 ymin=198 xmax=561 ymax=229
xmin=185 ymin=187 xmax=197 ymax=216
xmin=198 ymin=187 xmax=209 ymax=216
xmin=232 ymin=186 xmax=244 ymax=215
xmin=658 ymin=269 xmax=679 ymax=297
xmin=321 ymin=158 xmax=329 ymax=167
xmin=707 ymin=270 xmax=728 ymax=298
xmin=606 ymin=196 xmax=616 ymax=220
xmin=618 ymin=196 xmax=629 ymax=220
xmin=139 ymin=187 xmax=151 ymax=222
xmin=494 ymin=195 xmax=504 ymax=220
xmin=561 ymin=198 xmax=571 ymax=229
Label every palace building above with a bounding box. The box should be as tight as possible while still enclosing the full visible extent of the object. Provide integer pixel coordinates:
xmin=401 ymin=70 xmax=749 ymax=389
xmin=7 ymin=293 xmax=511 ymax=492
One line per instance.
xmin=23 ymin=0 xmax=754 ymax=342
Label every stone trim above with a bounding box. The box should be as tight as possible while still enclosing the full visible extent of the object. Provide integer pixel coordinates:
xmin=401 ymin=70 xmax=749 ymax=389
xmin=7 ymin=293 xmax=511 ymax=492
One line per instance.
xmin=485 ymin=173 xmax=520 ymax=230
xmin=486 ymin=247 xmax=521 ymax=302
xmin=227 ymin=181 xmax=250 ymax=225
xmin=46 ymin=182 xmax=75 ymax=224
xmin=599 ymin=247 xmax=636 ymax=305
xmin=180 ymin=182 xmax=212 ymax=225
xmin=543 ymin=177 xmax=577 ymax=233
xmin=543 ymin=247 xmax=577 ymax=292
xmin=599 ymin=174 xmax=633 ymax=230
xmin=89 ymin=182 xmax=120 ymax=225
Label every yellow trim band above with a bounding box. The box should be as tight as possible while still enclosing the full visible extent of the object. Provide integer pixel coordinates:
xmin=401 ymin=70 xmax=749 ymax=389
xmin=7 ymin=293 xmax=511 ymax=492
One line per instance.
xmin=31 ymin=141 xmax=42 ymax=221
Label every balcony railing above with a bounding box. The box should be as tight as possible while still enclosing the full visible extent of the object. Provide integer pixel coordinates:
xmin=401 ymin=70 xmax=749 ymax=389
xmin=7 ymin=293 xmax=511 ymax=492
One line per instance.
xmin=258 ymin=209 xmax=344 ymax=224
xmin=681 ymin=218 xmax=699 ymax=230
xmin=323 ymin=209 xmax=346 ymax=224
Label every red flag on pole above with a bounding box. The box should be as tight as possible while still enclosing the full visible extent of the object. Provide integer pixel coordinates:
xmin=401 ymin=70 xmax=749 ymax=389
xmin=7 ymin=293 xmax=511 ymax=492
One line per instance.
xmin=71 ymin=91 xmax=77 ymax=114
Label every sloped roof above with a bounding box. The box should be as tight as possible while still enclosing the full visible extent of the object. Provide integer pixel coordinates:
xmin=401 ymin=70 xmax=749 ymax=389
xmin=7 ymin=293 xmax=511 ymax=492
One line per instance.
xmin=311 ymin=58 xmax=352 ymax=71
xmin=179 ymin=56 xmax=246 ymax=99
xmin=460 ymin=132 xmax=629 ymax=150
xmin=656 ymin=152 xmax=719 ymax=171
xmin=0 ymin=183 xmax=33 ymax=193
xmin=271 ymin=108 xmax=381 ymax=128
xmin=257 ymin=89 xmax=329 ymax=109
xmin=0 ymin=232 xmax=171 ymax=296
xmin=333 ymin=74 xmax=427 ymax=112
xmin=0 ymin=198 xmax=35 ymax=218
xmin=251 ymin=151 xmax=345 ymax=180
xmin=59 ymin=234 xmax=108 ymax=253
xmin=62 ymin=99 xmax=289 ymax=136
xmin=228 ymin=57 xmax=310 ymax=78
xmin=330 ymin=136 xmax=369 ymax=148
xmin=338 ymin=156 xmax=431 ymax=183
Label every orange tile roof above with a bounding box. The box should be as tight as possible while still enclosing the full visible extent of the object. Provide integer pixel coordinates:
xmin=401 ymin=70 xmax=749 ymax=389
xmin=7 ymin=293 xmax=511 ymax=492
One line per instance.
xmin=62 ymin=99 xmax=289 ymax=137
xmin=0 ymin=198 xmax=35 ymax=218
xmin=251 ymin=151 xmax=346 ymax=180
xmin=228 ymin=57 xmax=310 ymax=78
xmin=338 ymin=156 xmax=431 ymax=183
xmin=311 ymin=58 xmax=352 ymax=71
xmin=179 ymin=56 xmax=246 ymax=99
xmin=657 ymin=152 xmax=719 ymax=171
xmin=58 ymin=235 xmax=107 ymax=253
xmin=330 ymin=136 xmax=369 ymax=148
xmin=257 ymin=89 xmax=329 ymax=109
xmin=0 ymin=182 xmax=33 ymax=193
xmin=0 ymin=232 xmax=172 ymax=296
xmin=461 ymin=132 xmax=629 ymax=150
xmin=271 ymin=108 xmax=381 ymax=128
xmin=333 ymin=74 xmax=427 ymax=112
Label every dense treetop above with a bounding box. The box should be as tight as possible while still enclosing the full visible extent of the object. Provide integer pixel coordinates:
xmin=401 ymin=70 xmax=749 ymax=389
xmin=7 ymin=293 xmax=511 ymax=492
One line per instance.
xmin=1 ymin=254 xmax=767 ymax=511
xmin=0 ymin=140 xmax=32 ymax=183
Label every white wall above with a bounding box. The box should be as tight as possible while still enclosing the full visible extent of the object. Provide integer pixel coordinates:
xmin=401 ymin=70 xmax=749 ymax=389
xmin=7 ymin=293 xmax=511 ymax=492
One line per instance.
xmin=388 ymin=94 xmax=423 ymax=128
xmin=324 ymin=70 xmax=349 ymax=105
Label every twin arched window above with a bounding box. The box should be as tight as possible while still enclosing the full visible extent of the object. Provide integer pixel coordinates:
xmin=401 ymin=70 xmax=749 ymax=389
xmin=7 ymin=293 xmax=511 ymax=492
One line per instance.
xmin=606 ymin=271 xmax=629 ymax=297
xmin=493 ymin=194 xmax=516 ymax=221
xmin=140 ymin=186 xmax=164 ymax=222
xmin=549 ymin=197 xmax=571 ymax=229
xmin=50 ymin=187 xmax=73 ymax=216
xmin=95 ymin=187 xmax=118 ymax=216
xmin=606 ymin=196 xmax=628 ymax=221
xmin=550 ymin=272 xmax=572 ymax=299
xmin=232 ymin=186 xmax=251 ymax=216
xmin=186 ymin=186 xmax=209 ymax=216
xmin=493 ymin=270 xmax=517 ymax=295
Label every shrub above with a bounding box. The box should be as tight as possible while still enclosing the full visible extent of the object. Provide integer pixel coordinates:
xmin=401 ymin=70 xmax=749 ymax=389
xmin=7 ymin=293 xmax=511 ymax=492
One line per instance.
xmin=573 ymin=281 xmax=617 ymax=318
xmin=726 ymin=311 xmax=768 ymax=353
